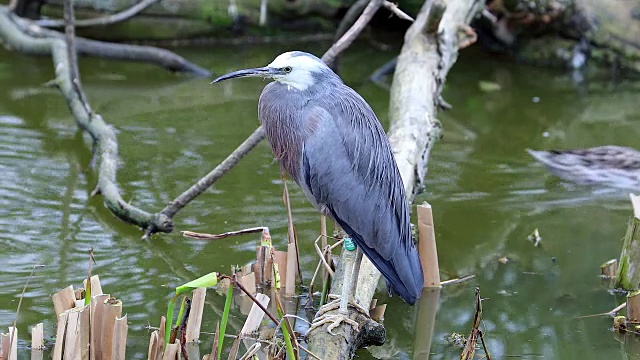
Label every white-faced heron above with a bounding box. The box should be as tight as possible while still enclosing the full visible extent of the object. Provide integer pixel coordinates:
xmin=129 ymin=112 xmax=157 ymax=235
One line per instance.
xmin=212 ymin=51 xmax=424 ymax=333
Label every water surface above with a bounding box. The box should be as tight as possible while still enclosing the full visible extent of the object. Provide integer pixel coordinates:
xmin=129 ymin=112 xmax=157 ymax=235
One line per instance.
xmin=1 ymin=44 xmax=640 ymax=359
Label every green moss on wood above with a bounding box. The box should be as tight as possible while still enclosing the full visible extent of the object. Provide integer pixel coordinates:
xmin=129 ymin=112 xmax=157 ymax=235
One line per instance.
xmin=616 ymin=217 xmax=640 ymax=291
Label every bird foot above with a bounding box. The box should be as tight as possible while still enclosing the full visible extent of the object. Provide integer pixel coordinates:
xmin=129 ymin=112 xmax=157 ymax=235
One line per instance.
xmin=306 ymin=299 xmax=368 ymax=336
xmin=322 ymin=296 xmax=370 ymax=316
xmin=308 ymin=313 xmax=359 ymax=335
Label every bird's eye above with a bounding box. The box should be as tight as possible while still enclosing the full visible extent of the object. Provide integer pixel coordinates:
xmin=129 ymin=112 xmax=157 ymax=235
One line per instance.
xmin=282 ymin=66 xmax=292 ymax=74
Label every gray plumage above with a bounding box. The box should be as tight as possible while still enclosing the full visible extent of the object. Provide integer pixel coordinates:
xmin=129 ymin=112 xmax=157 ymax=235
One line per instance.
xmin=213 ymin=51 xmax=424 ymax=304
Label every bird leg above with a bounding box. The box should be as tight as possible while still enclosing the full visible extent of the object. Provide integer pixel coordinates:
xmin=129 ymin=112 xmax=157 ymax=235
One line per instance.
xmin=308 ymin=241 xmax=365 ymax=335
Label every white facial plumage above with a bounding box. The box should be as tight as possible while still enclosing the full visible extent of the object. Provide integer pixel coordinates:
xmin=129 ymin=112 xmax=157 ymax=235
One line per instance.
xmin=267 ymin=52 xmax=325 ymax=91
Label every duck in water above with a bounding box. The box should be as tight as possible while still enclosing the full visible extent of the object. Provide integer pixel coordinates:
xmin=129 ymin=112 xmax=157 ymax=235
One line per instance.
xmin=528 ymin=146 xmax=640 ymax=189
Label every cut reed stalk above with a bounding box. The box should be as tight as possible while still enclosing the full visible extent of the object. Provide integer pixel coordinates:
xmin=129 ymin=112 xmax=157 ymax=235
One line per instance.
xmin=112 ymin=315 xmax=128 ymax=360
xmin=417 ymin=203 xmax=440 ymax=288
xmin=186 ymin=287 xmax=206 ymax=343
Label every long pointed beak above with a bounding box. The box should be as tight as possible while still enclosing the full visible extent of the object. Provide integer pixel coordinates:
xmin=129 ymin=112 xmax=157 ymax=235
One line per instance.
xmin=211 ymin=67 xmax=280 ymax=84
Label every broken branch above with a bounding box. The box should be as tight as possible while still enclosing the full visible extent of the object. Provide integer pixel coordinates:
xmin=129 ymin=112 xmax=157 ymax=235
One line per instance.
xmin=36 ymin=0 xmax=160 ymax=28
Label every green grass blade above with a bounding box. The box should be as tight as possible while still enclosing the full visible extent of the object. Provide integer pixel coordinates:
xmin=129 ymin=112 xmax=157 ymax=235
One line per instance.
xmin=217 ymin=284 xmax=234 ymax=359
xmin=176 ymin=272 xmax=218 ymax=295
xmin=176 ymin=296 xmax=187 ymax=328
xmin=276 ymin=300 xmax=296 ymax=360
xmin=84 ymin=281 xmax=91 ymax=307
xmin=164 ymin=295 xmax=178 ymax=352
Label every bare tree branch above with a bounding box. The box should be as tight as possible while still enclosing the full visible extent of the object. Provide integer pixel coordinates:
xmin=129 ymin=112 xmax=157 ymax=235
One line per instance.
xmin=36 ymin=0 xmax=160 ymax=28
xmin=143 ymin=126 xmax=266 ymax=239
xmin=334 ymin=0 xmax=370 ymax=41
xmin=383 ymin=1 xmax=414 ymax=21
xmin=2 ymin=11 xmax=211 ymax=76
xmin=322 ymin=0 xmax=384 ymax=67
xmin=0 ymin=5 xmax=176 ymax=233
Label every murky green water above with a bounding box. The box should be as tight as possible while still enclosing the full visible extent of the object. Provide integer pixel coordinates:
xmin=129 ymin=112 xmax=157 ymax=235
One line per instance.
xmin=2 ymin=43 xmax=640 ymax=359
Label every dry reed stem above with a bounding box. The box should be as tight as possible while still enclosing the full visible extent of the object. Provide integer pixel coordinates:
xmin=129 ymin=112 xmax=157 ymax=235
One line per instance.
xmin=285 ymin=243 xmax=297 ymax=296
xmin=239 ymin=343 xmax=260 ymax=360
xmin=162 ymin=342 xmax=179 ymax=360
xmin=53 ymin=312 xmax=69 ymax=360
xmin=83 ymin=275 xmax=103 ymax=296
xmin=628 ymin=291 xmax=640 ymax=322
xmin=53 ymin=286 xmax=76 ymax=317
xmin=240 ymin=294 xmax=271 ymax=335
xmin=418 ymin=203 xmax=441 ymax=287
xmin=273 ymin=251 xmax=288 ymax=286
xmin=90 ymin=294 xmax=109 ymax=360
xmin=31 ymin=323 xmax=44 ymax=350
xmin=1 ymin=327 xmax=17 ymax=360
xmin=100 ymin=298 xmax=122 ymax=360
xmin=63 ymin=309 xmax=81 ymax=360
xmin=186 ymin=287 xmax=206 ymax=343
xmin=112 ymin=315 xmax=128 ymax=360
xmin=282 ymin=175 xmax=302 ymax=284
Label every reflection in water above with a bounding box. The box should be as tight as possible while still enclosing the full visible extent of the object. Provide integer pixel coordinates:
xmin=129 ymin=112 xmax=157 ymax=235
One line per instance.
xmin=1 ymin=45 xmax=640 ymax=359
xmin=413 ymin=287 xmax=440 ymax=360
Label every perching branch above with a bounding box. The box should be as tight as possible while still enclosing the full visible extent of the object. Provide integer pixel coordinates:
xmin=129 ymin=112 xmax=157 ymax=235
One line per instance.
xmin=36 ymin=0 xmax=160 ymax=28
xmin=321 ymin=0 xmax=384 ymax=67
xmin=142 ymin=126 xmax=266 ymax=239
xmin=307 ymin=0 xmax=485 ymax=358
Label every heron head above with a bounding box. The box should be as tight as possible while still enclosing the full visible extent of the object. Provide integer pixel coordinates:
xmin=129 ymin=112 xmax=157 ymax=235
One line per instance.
xmin=211 ymin=51 xmax=331 ymax=91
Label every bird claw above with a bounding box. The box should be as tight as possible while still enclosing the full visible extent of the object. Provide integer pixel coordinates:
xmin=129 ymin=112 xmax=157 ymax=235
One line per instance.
xmin=306 ymin=298 xmax=368 ymax=336
xmin=308 ymin=313 xmax=360 ymax=335
xmin=321 ymin=296 xmax=370 ymax=317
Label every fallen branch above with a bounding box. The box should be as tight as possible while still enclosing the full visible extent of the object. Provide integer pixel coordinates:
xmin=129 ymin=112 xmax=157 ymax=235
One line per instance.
xmin=36 ymin=0 xmax=160 ymax=28
xmin=0 ymin=6 xmax=183 ymax=233
xmin=307 ymin=0 xmax=485 ymax=358
xmin=0 ymin=8 xmax=211 ymax=76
